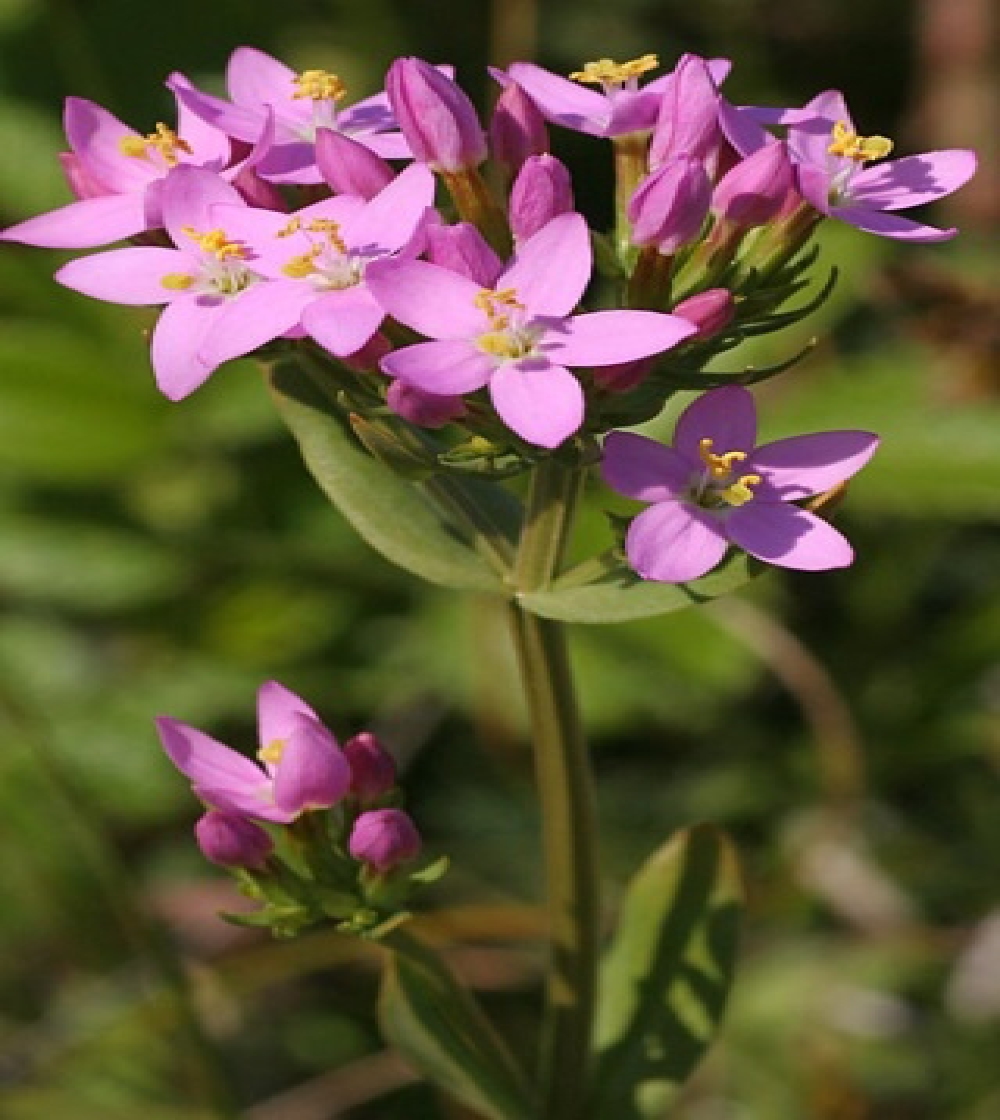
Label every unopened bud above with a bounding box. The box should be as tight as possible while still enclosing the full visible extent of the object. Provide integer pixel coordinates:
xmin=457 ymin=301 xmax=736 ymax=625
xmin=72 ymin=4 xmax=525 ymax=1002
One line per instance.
xmin=426 ymin=221 xmax=503 ymax=286
xmin=592 ymin=358 xmax=655 ymax=394
xmin=672 ymin=288 xmax=735 ymax=339
xmin=344 ymin=731 xmax=397 ymax=802
xmin=509 ymin=154 xmax=574 ymax=241
xmin=489 ymin=83 xmax=549 ymax=174
xmin=195 ymin=810 xmax=273 ymax=870
xmin=349 ymin=808 xmax=422 ymax=872
xmin=386 ymin=379 xmax=467 ymax=428
xmin=628 ymin=157 xmax=711 ymax=254
xmin=231 ymin=166 xmax=287 ymax=211
xmin=386 ymin=58 xmax=487 ymax=172
xmin=649 ymin=54 xmax=725 ymax=173
xmin=711 ymin=141 xmax=795 ymax=229
xmin=316 ymin=128 xmax=395 ymax=199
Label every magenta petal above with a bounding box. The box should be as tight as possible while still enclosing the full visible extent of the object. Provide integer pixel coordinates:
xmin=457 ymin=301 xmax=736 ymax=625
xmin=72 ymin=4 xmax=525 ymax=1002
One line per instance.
xmin=849 ymin=149 xmax=977 ymax=211
xmin=785 ymin=89 xmax=852 ymax=169
xmin=673 ymin=385 xmax=757 ymax=464
xmin=488 ymin=361 xmax=584 ymax=448
xmin=625 ymin=501 xmax=728 ymax=582
xmin=500 ymin=212 xmax=591 ymax=317
xmin=506 ymin=63 xmax=609 ymax=135
xmin=55 ymin=246 xmax=187 ymax=304
xmin=601 ymin=431 xmax=692 ymax=502
xmin=64 ymin=97 xmax=150 ymax=193
xmin=200 ymin=280 xmax=313 ymax=366
xmin=302 ymin=287 xmax=385 ymax=357
xmin=381 ymin=339 xmax=493 ymax=394
xmin=168 ymin=73 xmax=231 ymax=168
xmin=156 ymin=717 xmax=267 ymax=798
xmin=365 ymin=258 xmax=486 ymax=339
xmin=3 ymin=192 xmax=150 ymax=249
xmin=150 ymin=293 xmax=226 ymax=400
xmin=257 ymin=679 xmax=321 ymax=748
xmin=828 ymin=204 xmax=956 ymax=242
xmin=725 ymin=502 xmax=853 ymax=570
xmin=544 ymin=310 xmax=697 ymax=367
xmin=342 ymin=162 xmax=435 ymax=253
xmin=167 ymin=75 xmax=263 ymax=144
xmin=228 ymin=46 xmax=298 ymax=114
xmin=272 ymin=716 xmax=351 ymax=814
xmin=751 ymin=430 xmax=878 ymax=499
xmin=161 ymin=166 xmax=246 ymax=245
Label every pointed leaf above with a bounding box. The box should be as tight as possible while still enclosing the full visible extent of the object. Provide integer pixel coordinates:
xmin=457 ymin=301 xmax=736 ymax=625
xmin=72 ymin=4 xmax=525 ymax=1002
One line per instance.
xmin=590 ymin=826 xmax=742 ymax=1118
xmin=379 ymin=937 xmax=537 ymax=1120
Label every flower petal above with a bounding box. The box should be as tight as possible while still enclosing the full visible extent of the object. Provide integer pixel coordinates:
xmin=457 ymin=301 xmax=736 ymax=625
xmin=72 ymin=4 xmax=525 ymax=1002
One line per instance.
xmin=625 ymin=500 xmax=728 ymax=582
xmin=156 ymin=716 xmax=267 ymax=799
xmin=543 ymin=309 xmax=696 ymax=367
xmin=725 ymin=501 xmax=854 ymax=570
xmin=64 ymin=97 xmax=151 ymax=193
xmin=55 ymin=246 xmax=187 ymax=304
xmin=488 ymin=361 xmax=584 ymax=448
xmin=341 ymin=162 xmax=435 ymax=254
xmin=150 ymin=293 xmax=226 ymax=400
xmin=673 ymin=385 xmax=757 ymax=464
xmin=601 ymin=431 xmax=692 ymax=502
xmin=200 ymin=280 xmax=313 ymax=367
xmin=828 ymin=204 xmax=956 ymax=242
xmin=166 ymin=73 xmax=263 ymax=144
xmin=366 ymin=258 xmax=486 ymax=338
xmin=506 ymin=63 xmax=610 ymax=135
xmin=161 ymin=165 xmax=246 ymax=246
xmin=849 ymin=149 xmax=977 ymax=212
xmin=381 ymin=338 xmax=493 ymax=394
xmin=168 ymin=72 xmax=232 ymax=168
xmin=785 ymin=89 xmax=852 ymax=171
xmin=302 ymin=287 xmax=386 ymax=357
xmin=751 ymin=430 xmax=878 ymax=499
xmin=499 ymin=211 xmax=591 ymax=317
xmin=272 ymin=716 xmax=351 ymax=815
xmin=257 ymin=679 xmax=320 ymax=747
xmin=3 ymin=192 xmax=151 ymax=249
xmin=227 ymin=46 xmax=300 ymax=115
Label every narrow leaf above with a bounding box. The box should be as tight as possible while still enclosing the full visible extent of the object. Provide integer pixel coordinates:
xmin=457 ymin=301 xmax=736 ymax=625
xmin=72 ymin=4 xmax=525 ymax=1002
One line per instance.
xmin=590 ymin=826 xmax=742 ymax=1118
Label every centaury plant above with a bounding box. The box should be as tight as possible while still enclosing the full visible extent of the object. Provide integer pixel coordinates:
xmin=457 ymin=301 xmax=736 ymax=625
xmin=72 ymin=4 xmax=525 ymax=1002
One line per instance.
xmin=2 ymin=43 xmax=976 ymax=1120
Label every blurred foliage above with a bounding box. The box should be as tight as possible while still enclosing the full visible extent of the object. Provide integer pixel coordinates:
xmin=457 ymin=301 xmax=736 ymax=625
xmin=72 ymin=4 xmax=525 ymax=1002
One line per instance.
xmin=0 ymin=0 xmax=998 ymax=1117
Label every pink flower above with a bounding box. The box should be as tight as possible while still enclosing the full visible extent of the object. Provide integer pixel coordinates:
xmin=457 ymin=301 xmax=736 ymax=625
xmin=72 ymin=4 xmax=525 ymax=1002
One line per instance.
xmin=349 ymin=809 xmax=422 ymax=872
xmin=601 ymin=385 xmax=878 ymax=582
xmin=509 ymin=154 xmax=574 ymax=241
xmin=367 ymin=213 xmax=697 ymax=448
xmin=648 ymin=53 xmax=728 ymax=174
xmin=711 ymin=141 xmax=796 ymax=229
xmin=157 ymin=681 xmax=351 ymax=823
xmin=343 ymin=732 xmax=398 ymax=802
xmin=628 ymin=157 xmax=712 ymax=253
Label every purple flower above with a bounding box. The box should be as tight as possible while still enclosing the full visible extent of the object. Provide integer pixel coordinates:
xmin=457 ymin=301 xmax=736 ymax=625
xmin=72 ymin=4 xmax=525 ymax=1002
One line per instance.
xmin=508 ymin=154 xmax=574 ymax=241
xmin=168 ymin=47 xmax=407 ymax=184
xmin=601 ymin=385 xmax=878 ymax=582
xmin=367 ymin=213 xmax=697 ymax=448
xmin=785 ymin=90 xmax=977 ymax=242
xmin=349 ymin=809 xmax=422 ymax=872
xmin=157 ymin=680 xmax=351 ymax=823
xmin=195 ymin=810 xmax=274 ymax=870
xmin=315 ymin=128 xmax=395 ymax=199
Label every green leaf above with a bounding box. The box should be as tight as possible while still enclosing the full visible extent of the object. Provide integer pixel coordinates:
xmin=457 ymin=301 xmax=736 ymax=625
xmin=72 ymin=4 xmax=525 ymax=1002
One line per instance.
xmin=379 ymin=935 xmax=537 ymax=1120
xmin=519 ymin=553 xmax=758 ymax=624
xmin=267 ymin=360 xmax=506 ymax=592
xmin=590 ymin=825 xmax=742 ymax=1118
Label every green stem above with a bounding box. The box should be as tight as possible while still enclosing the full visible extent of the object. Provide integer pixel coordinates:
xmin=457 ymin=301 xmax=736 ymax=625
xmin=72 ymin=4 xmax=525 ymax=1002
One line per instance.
xmin=509 ymin=459 xmax=599 ymax=1119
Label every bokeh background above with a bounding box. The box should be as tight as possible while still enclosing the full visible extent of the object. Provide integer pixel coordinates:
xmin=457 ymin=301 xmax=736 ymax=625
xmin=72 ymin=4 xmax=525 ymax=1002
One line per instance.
xmin=0 ymin=0 xmax=998 ymax=1116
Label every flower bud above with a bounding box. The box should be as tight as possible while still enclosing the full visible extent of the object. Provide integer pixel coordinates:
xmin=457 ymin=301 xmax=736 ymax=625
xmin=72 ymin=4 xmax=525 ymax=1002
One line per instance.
xmin=349 ymin=808 xmax=422 ymax=872
xmin=342 ymin=332 xmax=392 ymax=373
xmin=628 ymin=157 xmax=711 ymax=254
xmin=711 ymin=141 xmax=794 ymax=229
xmin=58 ymin=152 xmax=110 ymax=200
xmin=195 ymin=810 xmax=273 ymax=870
xmin=672 ymin=288 xmax=735 ymax=339
xmin=649 ymin=54 xmax=724 ymax=173
xmin=489 ymin=82 xmax=549 ymax=174
xmin=231 ymin=166 xmax=287 ymax=211
xmin=592 ymin=358 xmax=655 ymax=394
xmin=344 ymin=731 xmax=397 ymax=802
xmin=271 ymin=715 xmax=352 ymax=816
xmin=426 ymin=221 xmax=503 ymax=286
xmin=386 ymin=58 xmax=487 ymax=172
xmin=509 ymin=154 xmax=574 ymax=241
xmin=386 ymin=379 xmax=467 ymax=428
xmin=315 ymin=128 xmax=395 ymax=200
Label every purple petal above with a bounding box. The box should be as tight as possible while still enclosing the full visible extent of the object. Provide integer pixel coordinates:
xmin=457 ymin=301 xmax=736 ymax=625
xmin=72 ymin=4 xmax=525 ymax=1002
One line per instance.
xmin=337 ymin=89 xmax=397 ymax=136
xmin=673 ymin=385 xmax=757 ymax=464
xmin=828 ymin=204 xmax=956 ymax=242
xmin=543 ymin=310 xmax=697 ymax=367
xmin=156 ymin=716 xmax=267 ymax=798
xmin=302 ymin=287 xmax=386 ymax=357
xmin=849 ymin=149 xmax=977 ymax=212
xmin=167 ymin=73 xmax=232 ymax=169
xmin=725 ymin=502 xmax=854 ymax=570
xmin=342 ymin=162 xmax=435 ymax=253
xmin=365 ymin=258 xmax=486 ymax=339
xmin=625 ymin=500 xmax=728 ymax=582
xmin=750 ymin=430 xmax=879 ymax=499
xmin=604 ymin=88 xmax=662 ymax=136
xmin=227 ymin=46 xmax=299 ymax=115
xmin=200 ymin=280 xmax=313 ymax=367
xmin=718 ymin=101 xmax=772 ymax=158
xmin=150 ymin=293 xmax=227 ymax=400
xmin=255 ymin=140 xmax=323 ymax=185
xmin=272 ymin=715 xmax=351 ymax=814
xmin=488 ymin=361 xmax=584 ymax=448
xmin=161 ymin=166 xmax=246 ymax=246
xmin=381 ymin=338 xmax=493 ymax=394
xmin=166 ymin=74 xmax=263 ymax=144
xmin=786 ymin=89 xmax=852 ymax=170
xmin=64 ymin=97 xmax=150 ymax=193
xmin=601 ymin=431 xmax=692 ymax=502
xmin=499 ymin=212 xmax=591 ymax=317
xmin=2 ymin=193 xmax=150 ymax=249
xmin=356 ymin=131 xmax=413 ymax=160
xmin=505 ymin=63 xmax=610 ymax=135
xmin=55 ymin=246 xmax=188 ymax=304
xmin=257 ymin=679 xmax=320 ymax=748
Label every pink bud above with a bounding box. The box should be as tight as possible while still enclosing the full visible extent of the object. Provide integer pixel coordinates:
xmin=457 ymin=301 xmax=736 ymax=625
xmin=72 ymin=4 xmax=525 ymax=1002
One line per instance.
xmin=628 ymin=158 xmax=712 ymax=254
xmin=386 ymin=379 xmax=467 ymax=428
xmin=426 ymin=221 xmax=503 ymax=286
xmin=195 ymin=810 xmax=273 ymax=870
xmin=386 ymin=58 xmax=487 ymax=172
xmin=509 ymin=154 xmax=574 ymax=241
xmin=672 ymin=288 xmax=735 ymax=340
xmin=344 ymin=731 xmax=397 ymax=802
xmin=231 ymin=166 xmax=287 ymax=211
xmin=649 ymin=54 xmax=725 ymax=173
xmin=342 ymin=332 xmax=392 ymax=372
xmin=271 ymin=716 xmax=352 ymax=816
xmin=349 ymin=808 xmax=422 ymax=872
xmin=489 ymin=82 xmax=548 ymax=173
xmin=315 ymin=128 xmax=395 ymax=200
xmin=58 ymin=152 xmax=111 ymax=200
xmin=592 ymin=358 xmax=655 ymax=394
xmin=711 ymin=141 xmax=794 ymax=229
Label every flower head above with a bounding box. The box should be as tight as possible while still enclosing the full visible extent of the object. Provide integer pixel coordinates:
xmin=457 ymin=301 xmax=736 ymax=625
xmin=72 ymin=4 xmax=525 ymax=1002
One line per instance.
xmin=601 ymin=385 xmax=878 ymax=582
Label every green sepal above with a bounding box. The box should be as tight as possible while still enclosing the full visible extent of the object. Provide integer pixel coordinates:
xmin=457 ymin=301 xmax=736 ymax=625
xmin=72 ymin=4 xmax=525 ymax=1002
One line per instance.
xmin=589 ymin=825 xmax=743 ymax=1118
xmin=267 ymin=359 xmax=505 ymax=592
xmin=410 ymin=854 xmax=451 ymax=885
xmin=378 ymin=933 xmax=538 ymax=1120
xmin=518 ymin=552 xmax=759 ymax=624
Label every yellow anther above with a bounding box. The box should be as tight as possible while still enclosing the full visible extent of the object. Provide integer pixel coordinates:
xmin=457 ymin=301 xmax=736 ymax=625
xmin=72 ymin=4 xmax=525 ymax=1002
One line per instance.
xmin=698 ymin=437 xmax=748 ymax=480
xmin=718 ymin=473 xmax=761 ymax=507
xmin=282 ymin=244 xmax=323 ymax=278
xmin=474 ymin=287 xmax=524 ymax=329
xmin=305 ymin=218 xmax=348 ymax=254
xmin=293 ymin=69 xmax=346 ymax=102
xmin=182 ymin=226 xmax=247 ymax=260
xmin=570 ymin=54 xmax=659 ymax=85
xmin=258 ymin=739 xmax=286 ymax=765
xmin=118 ymin=123 xmax=192 ymax=166
xmin=118 ymin=134 xmax=150 ymax=159
xmin=277 ymin=217 xmax=302 ymax=237
xmin=828 ymin=120 xmax=893 ymax=163
xmin=160 ymin=272 xmax=195 ymax=290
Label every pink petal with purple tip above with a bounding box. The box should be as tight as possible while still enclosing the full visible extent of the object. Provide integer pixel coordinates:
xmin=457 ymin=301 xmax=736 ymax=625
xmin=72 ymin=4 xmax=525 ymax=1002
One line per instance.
xmin=2 ymin=192 xmax=151 ymax=249
xmin=849 ymin=149 xmax=977 ymax=211
xmin=302 ymin=286 xmax=386 ymax=357
xmin=488 ymin=361 xmax=584 ymax=448
xmin=750 ymin=430 xmax=878 ymax=499
xmin=499 ymin=211 xmax=591 ymax=317
xmin=381 ymin=338 xmax=493 ymax=394
xmin=673 ymin=385 xmax=757 ymax=464
xmin=543 ymin=310 xmax=696 ymax=367
xmin=257 ymin=680 xmax=321 ymax=748
xmin=55 ymin=246 xmax=189 ymax=304
xmin=725 ymin=502 xmax=853 ymax=570
xmin=601 ymin=431 xmax=692 ymax=502
xmin=151 ymin=293 xmax=227 ymax=400
xmin=625 ymin=500 xmax=728 ymax=582
xmin=366 ymin=258 xmax=487 ymax=339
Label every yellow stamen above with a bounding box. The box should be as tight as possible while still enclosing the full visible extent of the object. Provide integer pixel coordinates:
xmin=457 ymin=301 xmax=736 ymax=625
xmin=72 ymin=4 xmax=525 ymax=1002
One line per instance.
xmin=182 ymin=226 xmax=247 ymax=261
xmin=118 ymin=134 xmax=150 ymax=158
xmin=118 ymin=123 xmax=192 ymax=166
xmin=828 ymin=120 xmax=893 ymax=163
xmin=718 ymin=473 xmax=761 ymax=507
xmin=305 ymin=218 xmax=348 ymax=254
xmin=293 ymin=69 xmax=346 ymax=102
xmin=698 ymin=437 xmax=748 ymax=480
xmin=258 ymin=739 xmax=286 ymax=765
xmin=277 ymin=217 xmax=302 ymax=237
xmin=160 ymin=272 xmax=195 ymax=290
xmin=282 ymin=245 xmax=323 ymax=278
xmin=474 ymin=287 xmax=523 ymax=329
xmin=570 ymin=54 xmax=658 ymax=85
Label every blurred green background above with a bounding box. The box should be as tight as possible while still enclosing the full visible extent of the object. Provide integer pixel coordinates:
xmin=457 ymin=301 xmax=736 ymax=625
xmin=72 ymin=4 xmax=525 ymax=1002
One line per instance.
xmin=0 ymin=0 xmax=998 ymax=1116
